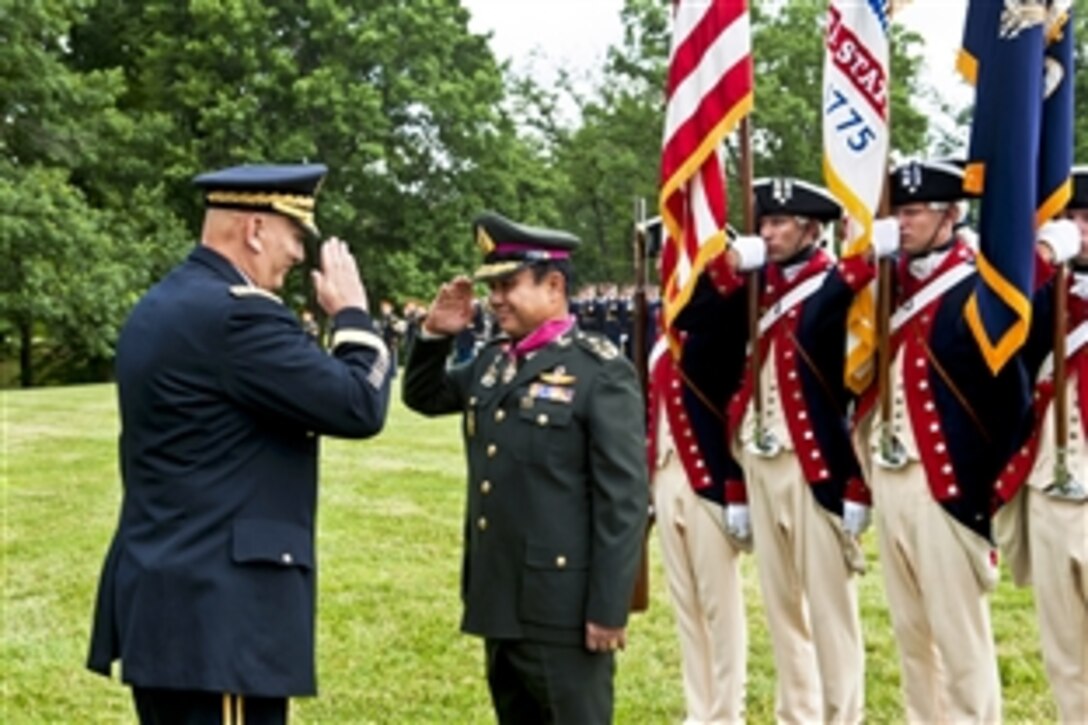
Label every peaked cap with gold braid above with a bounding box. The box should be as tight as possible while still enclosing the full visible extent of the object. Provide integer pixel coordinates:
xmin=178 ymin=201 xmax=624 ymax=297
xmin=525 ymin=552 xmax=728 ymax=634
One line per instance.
xmin=193 ymin=163 xmax=327 ymax=238
xmin=473 ymin=211 xmax=580 ymax=282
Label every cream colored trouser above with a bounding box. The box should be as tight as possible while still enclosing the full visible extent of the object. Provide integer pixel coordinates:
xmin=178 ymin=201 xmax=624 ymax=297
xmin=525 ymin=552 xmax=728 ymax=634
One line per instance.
xmin=871 ymin=459 xmax=1001 ymax=724
xmin=654 ymin=453 xmax=747 ymax=725
xmin=1026 ymin=487 xmax=1088 ymax=724
xmin=743 ymin=451 xmax=864 ymax=725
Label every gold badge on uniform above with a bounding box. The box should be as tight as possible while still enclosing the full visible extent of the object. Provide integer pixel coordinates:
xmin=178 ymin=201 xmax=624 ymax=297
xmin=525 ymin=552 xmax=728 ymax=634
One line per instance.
xmin=539 ymin=366 xmax=576 ymax=386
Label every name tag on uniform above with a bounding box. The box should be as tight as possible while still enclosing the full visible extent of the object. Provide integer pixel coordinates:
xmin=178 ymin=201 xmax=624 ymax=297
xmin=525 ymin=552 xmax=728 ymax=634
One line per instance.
xmin=528 ymin=382 xmax=574 ymax=404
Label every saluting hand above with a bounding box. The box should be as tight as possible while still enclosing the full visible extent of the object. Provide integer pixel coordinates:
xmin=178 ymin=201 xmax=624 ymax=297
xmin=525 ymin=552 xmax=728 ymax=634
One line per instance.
xmin=313 ymin=237 xmax=369 ymax=316
xmin=423 ymin=276 xmax=474 ymax=336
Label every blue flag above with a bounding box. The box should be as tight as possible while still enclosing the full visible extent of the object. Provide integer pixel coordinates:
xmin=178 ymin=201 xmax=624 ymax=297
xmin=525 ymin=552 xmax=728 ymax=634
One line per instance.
xmin=961 ymin=1 xmax=1070 ymax=374
xmin=1037 ymin=7 xmax=1074 ymax=225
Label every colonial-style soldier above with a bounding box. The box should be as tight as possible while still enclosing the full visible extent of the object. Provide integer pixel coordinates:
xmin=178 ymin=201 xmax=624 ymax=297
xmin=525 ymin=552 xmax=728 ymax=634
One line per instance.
xmin=87 ymin=164 xmax=393 ymax=724
xmin=708 ymin=177 xmax=872 ymax=724
xmin=860 ymin=159 xmax=1032 ymax=722
xmin=402 ymin=212 xmax=648 ymax=724
xmin=646 ymin=223 xmax=750 ymax=725
xmin=993 ymin=168 xmax=1086 ymax=723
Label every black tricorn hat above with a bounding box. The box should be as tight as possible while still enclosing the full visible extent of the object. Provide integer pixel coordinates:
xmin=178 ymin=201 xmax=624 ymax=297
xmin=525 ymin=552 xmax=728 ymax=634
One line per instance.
xmin=754 ymin=177 xmax=842 ymax=223
xmin=888 ymin=159 xmax=968 ymax=207
xmin=1068 ymin=165 xmax=1088 ymax=210
xmin=193 ymin=163 xmax=328 ymax=237
xmin=473 ymin=212 xmax=580 ymax=281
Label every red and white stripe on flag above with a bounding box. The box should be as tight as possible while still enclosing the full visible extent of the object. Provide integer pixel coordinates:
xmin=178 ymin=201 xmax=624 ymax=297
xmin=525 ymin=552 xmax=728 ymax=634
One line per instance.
xmin=659 ymin=0 xmax=753 ymax=341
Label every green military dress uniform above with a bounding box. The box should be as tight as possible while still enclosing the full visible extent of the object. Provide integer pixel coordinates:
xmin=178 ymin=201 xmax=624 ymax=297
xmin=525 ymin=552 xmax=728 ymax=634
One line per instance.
xmin=402 ymin=213 xmax=648 ymax=724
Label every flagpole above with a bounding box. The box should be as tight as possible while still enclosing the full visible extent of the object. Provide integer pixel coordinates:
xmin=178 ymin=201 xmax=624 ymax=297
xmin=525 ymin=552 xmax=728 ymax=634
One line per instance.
xmin=629 ymin=197 xmax=651 ymax=613
xmin=739 ymin=117 xmax=762 ymax=445
xmin=877 ymin=2 xmax=898 ymax=466
xmin=877 ymin=182 xmax=894 ymax=461
xmin=1051 ymin=263 xmax=1072 ymax=490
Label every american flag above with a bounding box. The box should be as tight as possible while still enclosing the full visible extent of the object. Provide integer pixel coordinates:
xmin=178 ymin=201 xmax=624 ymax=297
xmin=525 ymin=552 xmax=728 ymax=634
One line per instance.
xmin=659 ymin=0 xmax=753 ymax=342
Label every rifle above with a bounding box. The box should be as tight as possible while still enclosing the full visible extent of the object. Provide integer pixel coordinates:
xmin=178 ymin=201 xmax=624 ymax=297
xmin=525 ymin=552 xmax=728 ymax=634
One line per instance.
xmin=629 ymin=197 xmax=651 ymax=613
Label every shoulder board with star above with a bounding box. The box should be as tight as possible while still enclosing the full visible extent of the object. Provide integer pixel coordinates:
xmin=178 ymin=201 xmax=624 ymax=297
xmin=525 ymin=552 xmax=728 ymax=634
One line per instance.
xmin=229 ymin=285 xmax=283 ymax=305
xmin=574 ymin=331 xmax=619 ymax=361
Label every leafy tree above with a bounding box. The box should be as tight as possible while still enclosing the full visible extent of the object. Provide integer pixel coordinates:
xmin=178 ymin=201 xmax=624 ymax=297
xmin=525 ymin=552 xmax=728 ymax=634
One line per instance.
xmin=0 ymin=0 xmax=183 ymax=386
xmin=70 ymin=0 xmax=547 ymax=305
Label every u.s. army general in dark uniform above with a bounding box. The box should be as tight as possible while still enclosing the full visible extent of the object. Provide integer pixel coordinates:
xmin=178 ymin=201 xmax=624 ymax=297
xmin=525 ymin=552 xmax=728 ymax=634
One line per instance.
xmin=87 ymin=164 xmax=393 ymax=724
xmin=403 ymin=212 xmax=649 ymax=724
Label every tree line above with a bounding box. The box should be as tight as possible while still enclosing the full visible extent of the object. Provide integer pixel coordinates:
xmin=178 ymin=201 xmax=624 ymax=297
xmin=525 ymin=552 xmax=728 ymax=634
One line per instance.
xmin=6 ymin=0 xmax=1083 ymax=387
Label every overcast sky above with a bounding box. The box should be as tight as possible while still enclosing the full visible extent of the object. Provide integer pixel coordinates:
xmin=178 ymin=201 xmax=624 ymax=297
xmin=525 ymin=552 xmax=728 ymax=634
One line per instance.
xmin=462 ymin=0 xmax=973 ymax=150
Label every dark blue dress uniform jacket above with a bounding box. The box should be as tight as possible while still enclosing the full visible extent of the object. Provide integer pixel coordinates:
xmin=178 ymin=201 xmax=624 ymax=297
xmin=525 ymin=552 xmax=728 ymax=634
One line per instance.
xmin=87 ymin=246 xmax=392 ymax=697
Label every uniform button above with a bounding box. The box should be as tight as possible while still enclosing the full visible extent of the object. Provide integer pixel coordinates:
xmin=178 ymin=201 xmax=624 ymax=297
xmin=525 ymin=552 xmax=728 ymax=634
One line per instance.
xmin=478 ymin=517 xmax=488 ymax=530
xmin=919 ymin=381 xmax=929 ymax=390
xmin=799 ymin=411 xmax=808 ymax=420
xmin=941 ymin=463 xmax=953 ymax=474
xmin=810 ymin=450 xmax=820 ymax=459
xmin=495 ymin=409 xmax=506 ymax=422
xmin=306 ymin=431 xmax=316 ymax=439
xmin=929 ymin=422 xmax=939 ymax=433
xmin=487 ymin=443 xmax=497 ymax=458
xmin=281 ymin=552 xmax=293 ymax=565
xmin=948 ymin=485 xmax=959 ymax=495
xmin=537 ymin=413 xmax=549 ymax=426
xmin=556 ymin=555 xmax=567 ymax=568
xmin=936 ymin=443 xmax=947 ymax=453
xmin=480 ymin=480 xmax=492 ymax=494
xmin=924 ymin=402 xmax=935 ymax=412
xmin=787 ymin=371 xmax=797 ymax=380
xmin=803 ymin=431 xmax=813 ymax=440
xmin=469 ymin=396 xmax=478 ymax=405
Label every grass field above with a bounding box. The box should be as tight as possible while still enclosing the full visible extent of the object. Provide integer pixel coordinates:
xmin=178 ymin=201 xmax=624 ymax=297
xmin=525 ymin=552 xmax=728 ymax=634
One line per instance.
xmin=2 ymin=381 xmax=1059 ymax=723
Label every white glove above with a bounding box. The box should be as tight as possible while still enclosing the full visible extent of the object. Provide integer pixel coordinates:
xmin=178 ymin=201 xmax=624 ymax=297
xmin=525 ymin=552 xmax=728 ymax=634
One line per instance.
xmin=730 ymin=235 xmax=766 ymax=271
xmin=725 ymin=504 xmax=752 ymax=542
xmin=1038 ymin=219 xmax=1080 ymax=264
xmin=843 ymin=501 xmax=872 ymax=537
xmin=871 ymin=218 xmax=899 ymax=259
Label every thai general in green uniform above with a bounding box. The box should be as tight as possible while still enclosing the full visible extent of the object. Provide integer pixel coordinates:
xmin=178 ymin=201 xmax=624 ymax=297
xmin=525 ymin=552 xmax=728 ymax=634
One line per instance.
xmin=403 ymin=212 xmax=649 ymax=724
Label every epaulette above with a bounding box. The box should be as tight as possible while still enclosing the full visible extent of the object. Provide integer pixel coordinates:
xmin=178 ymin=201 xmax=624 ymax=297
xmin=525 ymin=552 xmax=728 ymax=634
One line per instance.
xmin=229 ymin=285 xmax=283 ymax=305
xmin=575 ymin=330 xmax=619 ymax=361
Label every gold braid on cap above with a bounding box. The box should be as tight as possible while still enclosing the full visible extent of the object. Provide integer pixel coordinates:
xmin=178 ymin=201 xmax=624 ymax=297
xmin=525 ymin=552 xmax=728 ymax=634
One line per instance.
xmin=206 ymin=191 xmax=316 ymax=230
xmin=476 ymin=226 xmax=496 ymax=254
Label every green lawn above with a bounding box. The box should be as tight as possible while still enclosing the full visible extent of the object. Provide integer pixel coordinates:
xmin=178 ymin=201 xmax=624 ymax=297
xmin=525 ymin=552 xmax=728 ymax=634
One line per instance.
xmin=2 ymin=382 xmax=1058 ymax=723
